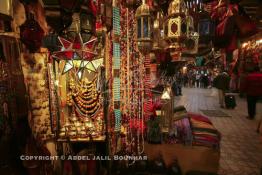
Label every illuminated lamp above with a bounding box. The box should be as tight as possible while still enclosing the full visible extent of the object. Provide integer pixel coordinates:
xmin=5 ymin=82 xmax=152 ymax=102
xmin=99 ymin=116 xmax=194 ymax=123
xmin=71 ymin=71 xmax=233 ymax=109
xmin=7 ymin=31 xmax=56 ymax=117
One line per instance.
xmin=164 ymin=0 xmax=188 ymax=61
xmin=135 ymin=0 xmax=153 ymax=54
xmin=152 ymin=11 xmax=166 ymax=53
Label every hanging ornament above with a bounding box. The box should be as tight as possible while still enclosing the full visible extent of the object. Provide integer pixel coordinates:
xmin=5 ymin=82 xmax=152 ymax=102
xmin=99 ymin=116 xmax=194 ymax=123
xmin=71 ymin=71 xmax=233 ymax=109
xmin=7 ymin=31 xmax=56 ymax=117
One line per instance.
xmin=152 ymin=10 xmax=166 ymax=53
xmin=198 ymin=2 xmax=215 ymax=47
xmin=135 ymin=0 xmax=153 ymax=55
xmin=183 ymin=8 xmax=199 ymax=55
xmin=80 ymin=12 xmax=95 ymax=43
xmin=20 ymin=13 xmax=44 ymax=53
xmin=164 ymin=0 xmax=188 ymax=61
xmin=184 ymin=32 xmax=199 ymax=54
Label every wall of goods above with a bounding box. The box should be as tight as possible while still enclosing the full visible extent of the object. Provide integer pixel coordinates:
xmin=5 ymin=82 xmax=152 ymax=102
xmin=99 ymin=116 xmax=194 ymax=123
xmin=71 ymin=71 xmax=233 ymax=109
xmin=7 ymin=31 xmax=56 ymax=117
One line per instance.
xmin=4 ymin=0 xmax=255 ymax=174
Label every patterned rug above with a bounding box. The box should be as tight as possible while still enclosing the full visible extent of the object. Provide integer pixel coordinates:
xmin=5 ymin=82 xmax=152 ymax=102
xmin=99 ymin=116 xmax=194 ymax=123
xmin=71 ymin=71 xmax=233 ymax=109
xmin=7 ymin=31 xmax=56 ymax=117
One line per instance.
xmin=200 ymin=110 xmax=232 ymax=117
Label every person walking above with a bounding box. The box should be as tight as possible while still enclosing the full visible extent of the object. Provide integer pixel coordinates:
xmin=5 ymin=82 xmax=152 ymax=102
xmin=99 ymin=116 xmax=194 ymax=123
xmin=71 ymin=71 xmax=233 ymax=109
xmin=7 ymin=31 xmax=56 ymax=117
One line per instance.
xmin=195 ymin=73 xmax=200 ymax=88
xmin=241 ymin=66 xmax=262 ymax=120
xmin=176 ymin=73 xmax=183 ymax=96
xmin=213 ymin=71 xmax=230 ymax=108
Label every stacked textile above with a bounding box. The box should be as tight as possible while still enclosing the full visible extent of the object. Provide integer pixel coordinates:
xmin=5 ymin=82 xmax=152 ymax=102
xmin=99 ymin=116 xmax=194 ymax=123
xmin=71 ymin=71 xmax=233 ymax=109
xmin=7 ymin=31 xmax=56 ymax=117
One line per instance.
xmin=171 ymin=117 xmax=192 ymax=145
xmin=189 ymin=113 xmax=220 ymax=149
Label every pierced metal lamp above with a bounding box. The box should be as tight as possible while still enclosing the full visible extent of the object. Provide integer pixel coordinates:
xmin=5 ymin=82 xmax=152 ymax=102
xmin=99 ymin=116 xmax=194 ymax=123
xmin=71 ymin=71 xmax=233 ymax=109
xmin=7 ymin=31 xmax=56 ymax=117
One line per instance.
xmin=135 ymin=0 xmax=153 ymax=54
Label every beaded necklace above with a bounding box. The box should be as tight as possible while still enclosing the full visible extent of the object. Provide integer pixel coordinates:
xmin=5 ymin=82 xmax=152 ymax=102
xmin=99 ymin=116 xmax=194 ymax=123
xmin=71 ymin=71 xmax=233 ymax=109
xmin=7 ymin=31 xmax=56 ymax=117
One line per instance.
xmin=112 ymin=2 xmax=121 ymax=133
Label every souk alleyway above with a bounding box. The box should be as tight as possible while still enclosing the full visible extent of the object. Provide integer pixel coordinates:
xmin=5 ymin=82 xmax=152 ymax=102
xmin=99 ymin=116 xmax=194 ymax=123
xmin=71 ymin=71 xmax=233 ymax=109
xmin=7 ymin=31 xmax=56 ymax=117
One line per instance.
xmin=175 ymin=88 xmax=262 ymax=175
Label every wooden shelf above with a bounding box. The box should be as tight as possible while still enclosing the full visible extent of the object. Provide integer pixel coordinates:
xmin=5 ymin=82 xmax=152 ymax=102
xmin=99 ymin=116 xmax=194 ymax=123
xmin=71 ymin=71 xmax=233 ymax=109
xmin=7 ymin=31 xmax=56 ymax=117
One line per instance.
xmin=57 ymin=135 xmax=106 ymax=142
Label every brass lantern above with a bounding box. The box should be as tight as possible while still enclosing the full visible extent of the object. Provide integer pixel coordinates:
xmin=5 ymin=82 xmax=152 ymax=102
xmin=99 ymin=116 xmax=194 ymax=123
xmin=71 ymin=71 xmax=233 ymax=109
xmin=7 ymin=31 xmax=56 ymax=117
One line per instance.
xmin=152 ymin=11 xmax=166 ymax=52
xmin=184 ymin=32 xmax=199 ymax=54
xmin=135 ymin=0 xmax=153 ymax=54
xmin=183 ymin=8 xmax=199 ymax=55
xmin=164 ymin=0 xmax=188 ymax=53
xmin=186 ymin=8 xmax=194 ymax=37
xmin=198 ymin=5 xmax=214 ymax=47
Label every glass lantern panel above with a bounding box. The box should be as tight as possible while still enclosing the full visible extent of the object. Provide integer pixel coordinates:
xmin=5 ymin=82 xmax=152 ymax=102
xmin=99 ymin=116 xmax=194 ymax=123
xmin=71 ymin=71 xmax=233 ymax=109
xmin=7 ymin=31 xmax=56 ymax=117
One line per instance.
xmin=143 ymin=17 xmax=149 ymax=38
xmin=138 ymin=18 xmax=142 ymax=39
xmin=199 ymin=20 xmax=210 ymax=35
xmin=171 ymin=22 xmax=178 ymax=34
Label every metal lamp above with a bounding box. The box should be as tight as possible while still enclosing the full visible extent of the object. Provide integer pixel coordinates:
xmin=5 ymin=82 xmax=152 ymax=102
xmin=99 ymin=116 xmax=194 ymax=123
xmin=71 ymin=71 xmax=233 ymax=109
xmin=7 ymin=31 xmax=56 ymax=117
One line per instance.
xmin=164 ymin=0 xmax=188 ymax=60
xmin=161 ymin=87 xmax=171 ymax=100
xmin=135 ymin=0 xmax=153 ymax=54
xmin=152 ymin=10 xmax=166 ymax=53
xmin=183 ymin=8 xmax=199 ymax=54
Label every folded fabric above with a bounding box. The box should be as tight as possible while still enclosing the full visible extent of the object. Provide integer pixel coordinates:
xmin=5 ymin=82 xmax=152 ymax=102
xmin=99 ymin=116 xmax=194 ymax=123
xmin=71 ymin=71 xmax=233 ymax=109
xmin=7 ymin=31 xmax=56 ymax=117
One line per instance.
xmin=188 ymin=113 xmax=212 ymax=124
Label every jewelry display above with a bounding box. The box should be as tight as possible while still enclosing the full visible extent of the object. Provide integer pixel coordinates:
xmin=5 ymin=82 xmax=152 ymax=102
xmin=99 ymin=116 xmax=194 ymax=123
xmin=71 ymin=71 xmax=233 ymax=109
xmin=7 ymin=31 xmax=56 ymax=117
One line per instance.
xmin=58 ymin=111 xmax=104 ymax=141
xmin=67 ymin=78 xmax=101 ymax=118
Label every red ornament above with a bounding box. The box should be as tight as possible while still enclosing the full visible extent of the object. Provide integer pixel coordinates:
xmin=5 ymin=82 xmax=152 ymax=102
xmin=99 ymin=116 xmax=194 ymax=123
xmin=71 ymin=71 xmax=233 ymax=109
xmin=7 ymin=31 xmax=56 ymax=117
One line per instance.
xmin=20 ymin=14 xmax=44 ymax=53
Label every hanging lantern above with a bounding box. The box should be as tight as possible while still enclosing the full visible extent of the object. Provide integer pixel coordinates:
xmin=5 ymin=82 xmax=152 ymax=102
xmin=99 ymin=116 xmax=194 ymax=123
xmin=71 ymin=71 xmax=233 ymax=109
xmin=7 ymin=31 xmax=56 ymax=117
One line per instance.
xmin=164 ymin=0 xmax=188 ymax=59
xmin=184 ymin=32 xmax=199 ymax=54
xmin=186 ymin=8 xmax=194 ymax=37
xmin=80 ymin=12 xmax=95 ymax=43
xmin=135 ymin=0 xmax=153 ymax=54
xmin=183 ymin=8 xmax=199 ymax=55
xmin=20 ymin=13 xmax=44 ymax=53
xmin=197 ymin=4 xmax=214 ymax=47
xmin=152 ymin=10 xmax=166 ymax=53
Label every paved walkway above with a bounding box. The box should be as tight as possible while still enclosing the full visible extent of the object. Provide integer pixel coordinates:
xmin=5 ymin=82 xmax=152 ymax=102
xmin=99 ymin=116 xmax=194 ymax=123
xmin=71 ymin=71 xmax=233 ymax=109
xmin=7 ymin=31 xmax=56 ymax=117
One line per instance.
xmin=175 ymin=88 xmax=262 ymax=175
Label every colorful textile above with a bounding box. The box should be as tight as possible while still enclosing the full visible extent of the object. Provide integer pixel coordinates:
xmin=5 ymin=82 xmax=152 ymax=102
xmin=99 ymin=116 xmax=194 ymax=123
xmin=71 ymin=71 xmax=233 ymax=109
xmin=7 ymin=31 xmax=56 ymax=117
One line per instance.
xmin=171 ymin=117 xmax=192 ymax=145
xmin=189 ymin=113 xmax=220 ymax=149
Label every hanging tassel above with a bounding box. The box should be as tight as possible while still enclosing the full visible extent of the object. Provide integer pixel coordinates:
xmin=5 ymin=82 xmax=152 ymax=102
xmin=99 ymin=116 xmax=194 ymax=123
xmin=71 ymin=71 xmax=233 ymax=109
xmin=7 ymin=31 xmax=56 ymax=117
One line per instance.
xmin=89 ymin=0 xmax=98 ymax=17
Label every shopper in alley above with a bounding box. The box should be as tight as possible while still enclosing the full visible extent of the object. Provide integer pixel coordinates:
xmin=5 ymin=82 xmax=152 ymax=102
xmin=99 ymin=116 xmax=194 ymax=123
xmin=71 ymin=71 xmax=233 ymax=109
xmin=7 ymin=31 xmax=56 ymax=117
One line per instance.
xmin=241 ymin=65 xmax=262 ymax=120
xmin=213 ymin=71 xmax=231 ymax=108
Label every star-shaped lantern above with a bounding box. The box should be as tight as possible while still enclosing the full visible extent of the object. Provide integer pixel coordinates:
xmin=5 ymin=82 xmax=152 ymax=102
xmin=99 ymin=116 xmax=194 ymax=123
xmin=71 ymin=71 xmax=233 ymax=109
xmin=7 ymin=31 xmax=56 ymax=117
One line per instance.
xmin=52 ymin=33 xmax=103 ymax=79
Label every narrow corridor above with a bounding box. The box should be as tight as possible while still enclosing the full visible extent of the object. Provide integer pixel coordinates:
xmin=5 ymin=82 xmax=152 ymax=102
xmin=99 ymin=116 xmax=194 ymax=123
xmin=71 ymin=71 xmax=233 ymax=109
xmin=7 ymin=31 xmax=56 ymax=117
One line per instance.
xmin=175 ymin=88 xmax=262 ymax=175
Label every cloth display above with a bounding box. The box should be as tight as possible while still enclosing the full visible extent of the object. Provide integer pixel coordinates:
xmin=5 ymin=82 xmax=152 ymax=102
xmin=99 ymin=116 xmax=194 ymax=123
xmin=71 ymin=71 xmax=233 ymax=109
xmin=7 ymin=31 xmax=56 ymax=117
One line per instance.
xmin=189 ymin=113 xmax=221 ymax=149
xmin=171 ymin=117 xmax=192 ymax=145
xmin=173 ymin=106 xmax=188 ymax=121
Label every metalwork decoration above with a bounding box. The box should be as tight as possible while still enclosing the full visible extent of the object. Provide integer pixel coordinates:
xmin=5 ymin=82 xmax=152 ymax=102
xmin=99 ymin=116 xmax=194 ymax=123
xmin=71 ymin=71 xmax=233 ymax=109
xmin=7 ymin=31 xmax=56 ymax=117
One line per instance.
xmin=80 ymin=12 xmax=95 ymax=43
xmin=52 ymin=32 xmax=101 ymax=78
xmin=183 ymin=8 xmax=199 ymax=54
xmin=184 ymin=32 xmax=199 ymax=54
xmin=198 ymin=4 xmax=214 ymax=46
xmin=135 ymin=0 xmax=153 ymax=54
xmin=152 ymin=10 xmax=166 ymax=53
xmin=164 ymin=0 xmax=188 ymax=58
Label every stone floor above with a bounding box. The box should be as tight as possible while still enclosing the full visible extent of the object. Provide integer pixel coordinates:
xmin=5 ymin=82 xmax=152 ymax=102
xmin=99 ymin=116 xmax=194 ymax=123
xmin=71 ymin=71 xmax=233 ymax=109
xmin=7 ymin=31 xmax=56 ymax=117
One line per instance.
xmin=175 ymin=87 xmax=262 ymax=175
